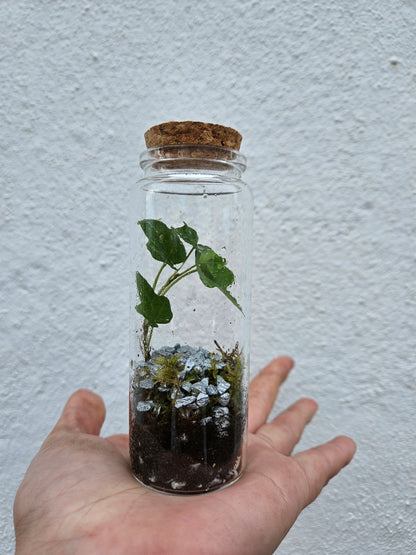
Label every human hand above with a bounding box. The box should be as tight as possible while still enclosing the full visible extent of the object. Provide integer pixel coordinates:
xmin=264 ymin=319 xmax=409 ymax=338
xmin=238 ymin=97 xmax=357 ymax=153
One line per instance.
xmin=14 ymin=357 xmax=355 ymax=554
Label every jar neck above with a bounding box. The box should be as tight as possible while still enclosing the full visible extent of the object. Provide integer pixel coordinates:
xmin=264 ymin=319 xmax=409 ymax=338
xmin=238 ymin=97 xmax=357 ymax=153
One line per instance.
xmin=139 ymin=145 xmax=246 ymax=179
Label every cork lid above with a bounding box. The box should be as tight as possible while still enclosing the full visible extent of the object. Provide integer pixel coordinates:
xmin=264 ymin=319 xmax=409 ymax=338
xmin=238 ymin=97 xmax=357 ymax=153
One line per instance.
xmin=144 ymin=121 xmax=242 ymax=151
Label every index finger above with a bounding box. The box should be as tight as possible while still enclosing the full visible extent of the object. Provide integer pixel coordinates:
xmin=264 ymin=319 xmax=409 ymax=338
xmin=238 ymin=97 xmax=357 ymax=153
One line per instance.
xmin=48 ymin=389 xmax=106 ymax=437
xmin=248 ymin=356 xmax=294 ymax=433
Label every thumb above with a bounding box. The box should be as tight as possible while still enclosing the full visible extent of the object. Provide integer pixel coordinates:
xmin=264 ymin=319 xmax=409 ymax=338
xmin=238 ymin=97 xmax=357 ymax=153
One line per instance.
xmin=50 ymin=389 xmax=106 ymax=436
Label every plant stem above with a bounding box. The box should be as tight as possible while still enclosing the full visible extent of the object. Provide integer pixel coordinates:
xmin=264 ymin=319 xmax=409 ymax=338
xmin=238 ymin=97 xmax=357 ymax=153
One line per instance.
xmin=178 ymin=246 xmax=195 ymax=270
xmin=157 ymin=247 xmax=195 ymax=294
xmin=158 ymin=265 xmax=198 ymax=295
xmin=141 ymin=319 xmax=151 ymax=361
xmin=147 ymin=326 xmax=154 ymax=353
xmin=152 ymin=263 xmax=166 ymax=290
xmin=141 ymin=247 xmax=197 ymax=360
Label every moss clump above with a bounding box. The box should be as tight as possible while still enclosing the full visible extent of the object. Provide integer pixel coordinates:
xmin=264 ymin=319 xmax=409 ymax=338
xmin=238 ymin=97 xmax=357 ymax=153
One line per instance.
xmin=152 ymin=353 xmax=183 ymax=388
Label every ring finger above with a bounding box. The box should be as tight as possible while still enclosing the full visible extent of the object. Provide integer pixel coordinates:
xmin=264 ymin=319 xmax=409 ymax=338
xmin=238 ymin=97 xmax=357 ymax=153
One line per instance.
xmin=254 ymin=397 xmax=318 ymax=455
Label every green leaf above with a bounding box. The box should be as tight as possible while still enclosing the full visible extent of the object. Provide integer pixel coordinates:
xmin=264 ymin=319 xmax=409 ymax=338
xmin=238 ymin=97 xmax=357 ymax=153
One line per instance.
xmin=135 ymin=272 xmax=173 ymax=327
xmin=221 ymin=288 xmax=243 ymax=312
xmin=195 ymin=245 xmax=234 ymax=288
xmin=139 ymin=219 xmax=186 ymax=268
xmin=195 ymin=245 xmax=243 ymax=312
xmin=175 ymin=222 xmax=198 ymax=247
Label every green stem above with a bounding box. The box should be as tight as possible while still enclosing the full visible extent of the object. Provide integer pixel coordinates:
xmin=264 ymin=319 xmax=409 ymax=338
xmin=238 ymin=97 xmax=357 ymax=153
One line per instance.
xmin=157 ymin=247 xmax=195 ymax=294
xmin=141 ymin=319 xmax=151 ymax=361
xmin=152 ymin=263 xmax=166 ymax=289
xmin=158 ymin=266 xmax=197 ymax=296
xmin=147 ymin=326 xmax=154 ymax=353
xmin=141 ymin=247 xmax=197 ymax=360
xmin=178 ymin=246 xmax=195 ymax=271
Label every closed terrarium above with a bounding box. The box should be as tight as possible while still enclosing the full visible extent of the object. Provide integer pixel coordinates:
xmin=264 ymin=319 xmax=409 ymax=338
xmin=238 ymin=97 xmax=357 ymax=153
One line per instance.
xmin=129 ymin=121 xmax=253 ymax=493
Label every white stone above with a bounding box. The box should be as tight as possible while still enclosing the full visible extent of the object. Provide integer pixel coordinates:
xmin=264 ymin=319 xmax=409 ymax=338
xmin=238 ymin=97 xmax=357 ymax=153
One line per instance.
xmin=175 ymin=395 xmax=196 ymax=409
xmin=139 ymin=378 xmax=154 ymax=390
xmin=171 ymin=481 xmax=186 ymax=490
xmin=137 ymin=401 xmax=154 ymax=412
xmin=196 ymin=392 xmax=210 ymax=407
xmin=216 ymin=375 xmax=231 ymax=394
xmin=219 ymin=392 xmax=230 ymax=406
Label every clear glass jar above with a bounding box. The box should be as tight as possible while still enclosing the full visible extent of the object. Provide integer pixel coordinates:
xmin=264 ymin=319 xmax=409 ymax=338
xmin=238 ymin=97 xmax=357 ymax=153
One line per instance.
xmin=129 ymin=132 xmax=252 ymax=494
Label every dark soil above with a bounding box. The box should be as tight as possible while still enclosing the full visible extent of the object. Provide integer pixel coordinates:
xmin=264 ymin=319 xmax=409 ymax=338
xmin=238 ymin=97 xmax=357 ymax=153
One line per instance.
xmin=129 ymin=343 xmax=247 ymax=493
xmin=129 ymin=396 xmax=245 ymax=493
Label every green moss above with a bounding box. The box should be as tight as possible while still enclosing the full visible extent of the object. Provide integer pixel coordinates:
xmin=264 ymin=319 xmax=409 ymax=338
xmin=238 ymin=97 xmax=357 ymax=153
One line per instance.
xmin=153 ymin=353 xmax=184 ymax=388
xmin=213 ymin=342 xmax=244 ymax=409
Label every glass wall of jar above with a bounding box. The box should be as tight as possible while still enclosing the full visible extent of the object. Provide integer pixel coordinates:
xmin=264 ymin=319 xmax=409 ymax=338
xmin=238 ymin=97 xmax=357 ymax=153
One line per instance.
xmin=129 ymin=127 xmax=253 ymax=493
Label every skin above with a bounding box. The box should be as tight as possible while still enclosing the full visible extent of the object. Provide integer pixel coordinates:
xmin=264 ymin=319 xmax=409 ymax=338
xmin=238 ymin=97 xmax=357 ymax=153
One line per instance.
xmin=14 ymin=357 xmax=356 ymax=554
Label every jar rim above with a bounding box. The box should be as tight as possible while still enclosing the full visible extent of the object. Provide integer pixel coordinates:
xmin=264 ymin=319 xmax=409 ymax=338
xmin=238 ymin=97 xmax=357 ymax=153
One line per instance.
xmin=139 ymin=144 xmax=247 ymax=171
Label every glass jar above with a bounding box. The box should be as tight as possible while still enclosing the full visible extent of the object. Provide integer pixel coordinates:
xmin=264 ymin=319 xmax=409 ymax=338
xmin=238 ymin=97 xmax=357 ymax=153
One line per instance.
xmin=129 ymin=122 xmax=253 ymax=493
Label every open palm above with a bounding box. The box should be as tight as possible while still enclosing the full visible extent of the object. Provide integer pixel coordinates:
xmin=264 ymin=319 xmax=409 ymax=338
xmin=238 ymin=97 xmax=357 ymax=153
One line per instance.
xmin=14 ymin=357 xmax=355 ymax=554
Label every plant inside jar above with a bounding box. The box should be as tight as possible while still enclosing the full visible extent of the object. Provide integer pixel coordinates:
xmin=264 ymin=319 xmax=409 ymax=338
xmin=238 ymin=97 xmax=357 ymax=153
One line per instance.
xmin=130 ymin=219 xmax=246 ymax=493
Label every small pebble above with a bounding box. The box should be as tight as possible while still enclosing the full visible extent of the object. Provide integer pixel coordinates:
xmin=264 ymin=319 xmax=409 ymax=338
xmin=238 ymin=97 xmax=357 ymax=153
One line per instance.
xmin=213 ymin=406 xmax=229 ymax=418
xmin=196 ymin=392 xmax=210 ymax=407
xmin=191 ymin=381 xmax=207 ymax=394
xmin=137 ymin=400 xmax=154 ymax=412
xmin=171 ymin=481 xmax=187 ymax=490
xmin=201 ymin=416 xmax=212 ymax=425
xmin=206 ymin=384 xmax=218 ymax=396
xmin=217 ymin=375 xmax=231 ymax=394
xmin=219 ymin=392 xmax=230 ymax=406
xmin=181 ymin=381 xmax=192 ymax=393
xmin=175 ymin=395 xmax=196 ymax=409
xmin=140 ymin=378 xmax=154 ymax=390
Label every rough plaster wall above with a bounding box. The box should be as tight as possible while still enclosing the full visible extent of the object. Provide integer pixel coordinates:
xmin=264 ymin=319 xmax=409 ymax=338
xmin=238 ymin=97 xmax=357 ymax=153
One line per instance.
xmin=1 ymin=1 xmax=415 ymax=553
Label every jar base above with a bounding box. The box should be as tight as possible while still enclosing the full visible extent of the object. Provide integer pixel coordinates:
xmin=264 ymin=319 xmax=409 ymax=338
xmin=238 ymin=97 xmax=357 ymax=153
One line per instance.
xmin=131 ymin=469 xmax=243 ymax=495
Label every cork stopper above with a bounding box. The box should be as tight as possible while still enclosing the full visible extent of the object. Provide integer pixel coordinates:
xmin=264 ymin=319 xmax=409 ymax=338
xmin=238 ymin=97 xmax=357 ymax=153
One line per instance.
xmin=144 ymin=121 xmax=242 ymax=151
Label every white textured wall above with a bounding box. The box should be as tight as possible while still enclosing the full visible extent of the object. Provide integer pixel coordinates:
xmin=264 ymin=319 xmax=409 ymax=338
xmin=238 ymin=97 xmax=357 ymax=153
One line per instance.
xmin=1 ymin=1 xmax=415 ymax=553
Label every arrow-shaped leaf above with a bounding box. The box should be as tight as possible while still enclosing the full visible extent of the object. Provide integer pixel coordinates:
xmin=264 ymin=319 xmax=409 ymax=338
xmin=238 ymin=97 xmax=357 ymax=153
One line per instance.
xmin=195 ymin=245 xmax=242 ymax=312
xmin=135 ymin=272 xmax=173 ymax=327
xmin=139 ymin=219 xmax=186 ymax=268
xmin=176 ymin=222 xmax=199 ymax=247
